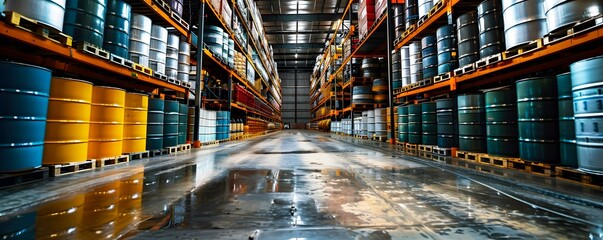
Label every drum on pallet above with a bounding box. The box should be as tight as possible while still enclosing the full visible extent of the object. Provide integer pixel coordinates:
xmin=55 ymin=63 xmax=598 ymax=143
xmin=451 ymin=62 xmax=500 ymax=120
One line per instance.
xmin=436 ymin=98 xmax=457 ymax=148
xmin=44 ymin=78 xmax=93 ymax=165
xmin=485 ymin=89 xmax=518 ymax=157
xmin=147 ymin=98 xmax=164 ymax=150
xmin=418 ymin=0 xmax=433 ymax=18
xmin=103 ymin=0 xmax=131 ymax=59
xmin=393 ymin=50 xmax=402 ymax=90
xmin=375 ymin=108 xmax=387 ymax=138
xmin=408 ymin=104 xmax=422 ymax=144
xmin=0 ymin=61 xmax=51 ymax=172
xmin=352 ymin=86 xmax=374 ymax=104
xmin=516 ymin=77 xmax=559 ymax=163
xmin=544 ymin=0 xmax=603 ymax=33
xmin=422 ymin=102 xmax=437 ymax=145
xmin=421 ymin=35 xmax=438 ymax=79
xmin=129 ymin=13 xmax=152 ymax=67
xmin=178 ymin=40 xmax=191 ymax=83
xmin=150 ymin=24 xmax=168 ymax=74
xmin=63 ymin=0 xmax=107 ymax=47
xmin=361 ymin=111 xmax=369 ymax=137
xmin=170 ymin=0 xmax=183 ymax=16
xmin=557 ymin=72 xmax=577 ymax=167
xmin=205 ymin=25 xmax=224 ymax=57
xmin=398 ymin=105 xmax=409 ymax=143
xmin=361 ymin=58 xmax=381 ymax=78
xmin=502 ymin=0 xmax=548 ymax=50
xmin=5 ymin=0 xmax=66 ymax=31
xmin=458 ymin=94 xmax=487 ymax=152
xmin=436 ymin=24 xmax=457 ymax=74
xmin=166 ymin=34 xmax=180 ymax=79
xmin=367 ymin=110 xmax=376 ymax=136
xmin=401 ymin=46 xmax=411 ymax=86
xmin=123 ymin=93 xmax=148 ymax=153
xmin=409 ymin=41 xmax=423 ymax=84
xmin=457 ymin=12 xmax=479 ymax=67
xmin=570 ymin=56 xmax=603 ymax=173
xmin=178 ymin=103 xmax=187 ymax=144
xmin=216 ymin=111 xmax=230 ymax=141
xmin=89 ymin=86 xmax=125 ymax=159
xmin=477 ymin=0 xmax=505 ymax=58
xmin=372 ymin=79 xmax=389 ymax=104
xmin=163 ymin=100 xmax=179 ymax=147
xmin=394 ymin=5 xmax=405 ymax=39
xmin=405 ymin=0 xmax=419 ymax=27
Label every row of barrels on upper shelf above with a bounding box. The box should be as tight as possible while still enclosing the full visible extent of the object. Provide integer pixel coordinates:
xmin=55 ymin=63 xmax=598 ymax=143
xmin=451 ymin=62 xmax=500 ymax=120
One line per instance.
xmin=2 ymin=0 xmax=192 ymax=83
xmin=0 ymin=61 xmax=190 ymax=173
xmin=234 ymin=84 xmax=279 ymax=117
xmin=393 ymin=0 xmax=603 ymax=89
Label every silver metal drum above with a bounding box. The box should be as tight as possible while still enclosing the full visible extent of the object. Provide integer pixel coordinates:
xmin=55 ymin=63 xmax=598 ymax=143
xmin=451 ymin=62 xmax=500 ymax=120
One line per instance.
xmin=374 ymin=108 xmax=387 ymax=138
xmin=401 ymin=46 xmax=411 ymax=87
xmin=457 ymin=12 xmax=479 ymax=66
xmin=361 ymin=111 xmax=369 ymax=137
xmin=149 ymin=24 xmax=168 ymax=74
xmin=129 ymin=13 xmax=152 ymax=67
xmin=178 ymin=40 xmax=191 ymax=83
xmin=478 ymin=0 xmax=505 ymax=58
xmin=502 ymin=0 xmax=548 ymax=50
xmin=367 ymin=110 xmax=376 ymax=136
xmin=5 ymin=0 xmax=66 ymax=31
xmin=544 ymin=0 xmax=603 ymax=33
xmin=409 ymin=41 xmax=422 ymax=84
xmin=419 ymin=0 xmax=433 ymax=18
xmin=166 ymin=34 xmax=179 ymax=79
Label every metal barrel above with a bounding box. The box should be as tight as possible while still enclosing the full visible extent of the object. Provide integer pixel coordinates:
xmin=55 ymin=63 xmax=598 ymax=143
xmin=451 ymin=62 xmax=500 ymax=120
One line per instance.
xmin=436 ymin=98 xmax=457 ymax=148
xmin=222 ymin=32 xmax=229 ymax=60
xmin=228 ymin=39 xmax=235 ymax=67
xmin=163 ymin=100 xmax=179 ymax=147
xmin=367 ymin=110 xmax=376 ymax=136
xmin=393 ymin=50 xmax=402 ymax=90
xmin=477 ymin=0 xmax=505 ymax=58
xmin=374 ymin=108 xmax=387 ymax=138
xmin=557 ymin=72 xmax=578 ymax=167
xmin=421 ymin=35 xmax=438 ymax=79
xmin=372 ymin=78 xmax=389 ymax=104
xmin=436 ymin=24 xmax=457 ymax=74
xmin=516 ymin=77 xmax=559 ymax=163
xmin=361 ymin=58 xmax=381 ymax=78
xmin=485 ymin=88 xmax=518 ymax=157
xmin=166 ymin=34 xmax=180 ymax=79
xmin=422 ymin=102 xmax=438 ymax=145
xmin=409 ymin=41 xmax=423 ymax=84
xmin=362 ymin=111 xmax=369 ymax=137
xmin=178 ymin=40 xmax=191 ymax=83
xmin=170 ymin=0 xmax=183 ymax=17
xmin=570 ymin=56 xmax=603 ymax=173
xmin=401 ymin=46 xmax=411 ymax=87
xmin=123 ymin=93 xmax=148 ymax=153
xmin=149 ymin=24 xmax=168 ymax=74
xmin=147 ymin=98 xmax=164 ymax=150
xmin=544 ymin=0 xmax=603 ymax=33
xmin=216 ymin=111 xmax=230 ymax=141
xmin=352 ymin=86 xmax=374 ymax=104
xmin=5 ymin=0 xmax=66 ymax=31
xmin=458 ymin=94 xmax=487 ymax=152
xmin=178 ymin=103 xmax=187 ymax=144
xmin=103 ymin=0 xmax=131 ymax=59
xmin=408 ymin=104 xmax=423 ymax=144
xmin=398 ymin=105 xmax=409 ymax=143
xmin=63 ymin=0 xmax=107 ymax=47
xmin=418 ymin=0 xmax=433 ymax=18
xmin=204 ymin=25 xmax=224 ymax=57
xmin=35 ymin=194 xmax=85 ymax=239
xmin=394 ymin=5 xmax=406 ymax=39
xmin=129 ymin=13 xmax=152 ymax=67
xmin=457 ymin=12 xmax=479 ymax=66
xmin=405 ymin=0 xmax=419 ymax=27
xmin=0 ymin=61 xmax=51 ymax=172
xmin=502 ymin=0 xmax=548 ymax=50
xmin=88 ymin=86 xmax=125 ymax=159
xmin=44 ymin=78 xmax=93 ymax=165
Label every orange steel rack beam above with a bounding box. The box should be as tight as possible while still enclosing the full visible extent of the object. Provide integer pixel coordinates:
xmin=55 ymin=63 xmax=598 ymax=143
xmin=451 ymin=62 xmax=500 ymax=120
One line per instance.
xmin=394 ymin=0 xmax=458 ymax=50
xmin=137 ymin=0 xmax=189 ymax=39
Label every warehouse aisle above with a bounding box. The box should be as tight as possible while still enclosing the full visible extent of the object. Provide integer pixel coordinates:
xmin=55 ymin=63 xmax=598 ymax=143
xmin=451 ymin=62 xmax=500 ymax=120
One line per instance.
xmin=1 ymin=130 xmax=602 ymax=239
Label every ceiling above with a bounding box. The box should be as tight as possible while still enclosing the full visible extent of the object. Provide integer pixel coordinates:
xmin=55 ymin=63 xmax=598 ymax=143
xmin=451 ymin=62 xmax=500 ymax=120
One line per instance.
xmin=255 ymin=0 xmax=351 ymax=70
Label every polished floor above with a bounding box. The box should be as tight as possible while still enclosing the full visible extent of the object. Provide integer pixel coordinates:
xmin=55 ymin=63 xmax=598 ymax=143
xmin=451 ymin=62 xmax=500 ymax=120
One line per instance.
xmin=1 ymin=130 xmax=602 ymax=239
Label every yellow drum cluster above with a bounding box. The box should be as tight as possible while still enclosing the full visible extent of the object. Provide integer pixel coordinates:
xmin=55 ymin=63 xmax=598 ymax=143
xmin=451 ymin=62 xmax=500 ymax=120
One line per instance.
xmin=88 ymin=86 xmax=126 ymax=159
xmin=44 ymin=78 xmax=93 ymax=165
xmin=123 ymin=93 xmax=149 ymax=153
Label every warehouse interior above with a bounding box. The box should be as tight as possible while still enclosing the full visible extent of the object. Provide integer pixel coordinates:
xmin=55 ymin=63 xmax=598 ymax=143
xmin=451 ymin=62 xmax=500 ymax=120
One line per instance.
xmin=1 ymin=0 xmax=603 ymax=239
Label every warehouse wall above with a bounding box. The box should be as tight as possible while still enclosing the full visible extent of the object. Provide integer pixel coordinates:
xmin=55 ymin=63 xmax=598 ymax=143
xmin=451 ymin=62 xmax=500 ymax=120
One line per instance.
xmin=279 ymin=70 xmax=312 ymax=127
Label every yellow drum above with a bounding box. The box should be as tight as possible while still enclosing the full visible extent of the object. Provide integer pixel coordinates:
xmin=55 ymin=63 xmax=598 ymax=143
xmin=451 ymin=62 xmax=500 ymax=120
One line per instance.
xmin=44 ymin=78 xmax=93 ymax=164
xmin=123 ymin=93 xmax=148 ymax=153
xmin=35 ymin=194 xmax=85 ymax=239
xmin=88 ymin=86 xmax=125 ymax=159
xmin=80 ymin=181 xmax=120 ymax=239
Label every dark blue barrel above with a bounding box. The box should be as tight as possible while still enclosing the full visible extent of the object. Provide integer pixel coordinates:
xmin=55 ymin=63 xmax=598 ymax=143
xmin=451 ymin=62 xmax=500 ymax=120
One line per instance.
xmin=456 ymin=12 xmax=479 ymax=67
xmin=352 ymin=86 xmax=373 ymax=104
xmin=393 ymin=5 xmax=405 ymax=39
xmin=170 ymin=0 xmax=183 ymax=17
xmin=178 ymin=103 xmax=187 ymax=145
xmin=422 ymin=102 xmax=437 ymax=145
xmin=458 ymin=94 xmax=487 ymax=152
xmin=398 ymin=105 xmax=409 ymax=143
xmin=163 ymin=100 xmax=179 ymax=147
xmin=405 ymin=0 xmax=419 ymax=28
xmin=436 ymin=98 xmax=457 ymax=148
xmin=63 ymin=0 xmax=107 ymax=47
xmin=204 ymin=25 xmax=224 ymax=57
xmin=408 ymin=104 xmax=422 ymax=144
xmin=485 ymin=89 xmax=518 ymax=157
xmin=146 ymin=98 xmax=164 ymax=150
xmin=421 ymin=35 xmax=438 ymax=79
xmin=393 ymin=50 xmax=402 ymax=90
xmin=437 ymin=24 xmax=457 ymax=74
xmin=570 ymin=56 xmax=603 ymax=173
xmin=103 ymin=0 xmax=131 ymax=58
xmin=557 ymin=72 xmax=577 ymax=167
xmin=477 ymin=0 xmax=505 ymax=58
xmin=0 ymin=61 xmax=51 ymax=172
xmin=516 ymin=77 xmax=559 ymax=163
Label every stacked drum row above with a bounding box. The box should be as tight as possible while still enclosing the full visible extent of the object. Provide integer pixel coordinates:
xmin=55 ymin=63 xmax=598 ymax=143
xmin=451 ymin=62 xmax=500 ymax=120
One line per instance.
xmin=392 ymin=50 xmax=402 ymax=90
xmin=436 ymin=25 xmax=457 ymax=75
xmin=421 ymin=35 xmax=437 ymax=80
xmin=409 ymin=41 xmax=422 ymax=84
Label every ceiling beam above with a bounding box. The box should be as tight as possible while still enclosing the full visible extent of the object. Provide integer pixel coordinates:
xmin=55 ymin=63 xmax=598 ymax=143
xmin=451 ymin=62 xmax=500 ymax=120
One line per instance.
xmin=272 ymin=52 xmax=322 ymax=56
xmin=271 ymin=43 xmax=324 ymax=49
xmin=265 ymin=30 xmax=333 ymax=35
xmin=261 ymin=13 xmax=355 ymax=22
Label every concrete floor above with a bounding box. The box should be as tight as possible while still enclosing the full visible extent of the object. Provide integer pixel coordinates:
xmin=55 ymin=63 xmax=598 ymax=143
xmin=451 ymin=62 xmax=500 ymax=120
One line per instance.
xmin=1 ymin=130 xmax=602 ymax=239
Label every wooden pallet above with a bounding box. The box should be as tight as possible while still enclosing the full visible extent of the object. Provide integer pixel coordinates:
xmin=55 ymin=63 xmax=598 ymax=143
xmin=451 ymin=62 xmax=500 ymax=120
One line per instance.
xmin=417 ymin=14 xmax=429 ymax=27
xmin=477 ymin=154 xmax=515 ymax=168
xmin=433 ymin=146 xmax=452 ymax=156
xmin=453 ymin=63 xmax=476 ymax=76
xmin=502 ymin=38 xmax=543 ymax=60
xmin=475 ymin=53 xmax=502 ymax=68
xmin=167 ymin=78 xmax=181 ymax=85
xmin=401 ymin=24 xmax=417 ymax=39
xmin=110 ymin=53 xmax=134 ymax=69
xmin=4 ymin=11 xmax=73 ymax=46
xmin=429 ymin=0 xmax=446 ymax=16
xmin=543 ymin=14 xmax=603 ymax=45
xmin=178 ymin=144 xmax=192 ymax=151
xmin=372 ymin=136 xmax=388 ymax=142
xmin=125 ymin=151 xmax=150 ymax=160
xmin=133 ymin=63 xmax=153 ymax=75
xmin=507 ymin=159 xmax=555 ymax=176
xmin=152 ymin=0 xmax=171 ymax=13
xmin=455 ymin=150 xmax=482 ymax=161
xmin=418 ymin=144 xmax=435 ymax=152
xmin=418 ymin=78 xmax=433 ymax=87
xmin=201 ymin=140 xmax=219 ymax=146
xmin=433 ymin=72 xmax=451 ymax=83
xmin=165 ymin=146 xmax=179 ymax=154
xmin=555 ymin=167 xmax=603 ymax=189
xmin=393 ymin=88 xmax=402 ymax=95
xmin=76 ymin=41 xmax=110 ymax=59
xmin=0 ymin=167 xmax=49 ymax=189
xmin=153 ymin=72 xmax=168 ymax=81
xmin=170 ymin=11 xmax=190 ymax=30
xmin=96 ymin=155 xmax=130 ymax=168
xmin=149 ymin=148 xmax=169 ymax=157
xmin=405 ymin=143 xmax=418 ymax=150
xmin=46 ymin=160 xmax=96 ymax=177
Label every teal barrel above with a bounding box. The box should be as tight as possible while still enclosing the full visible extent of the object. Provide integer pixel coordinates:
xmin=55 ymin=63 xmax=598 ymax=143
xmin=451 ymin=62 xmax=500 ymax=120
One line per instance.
xmin=398 ymin=105 xmax=409 ymax=143
xmin=421 ymin=102 xmax=437 ymax=145
xmin=63 ymin=0 xmax=107 ymax=47
xmin=178 ymin=103 xmax=187 ymax=145
xmin=163 ymin=100 xmax=179 ymax=147
xmin=458 ymin=94 xmax=487 ymax=152
xmin=557 ymin=72 xmax=577 ymax=168
xmin=352 ymin=86 xmax=374 ymax=104
xmin=146 ymin=98 xmax=164 ymax=150
xmin=436 ymin=98 xmax=457 ymax=148
xmin=216 ymin=111 xmax=230 ymax=141
xmin=516 ymin=77 xmax=559 ymax=163
xmin=0 ymin=61 xmax=51 ymax=172
xmin=103 ymin=0 xmax=131 ymax=58
xmin=485 ymin=89 xmax=518 ymax=157
xmin=570 ymin=56 xmax=603 ymax=173
xmin=408 ymin=104 xmax=422 ymax=144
